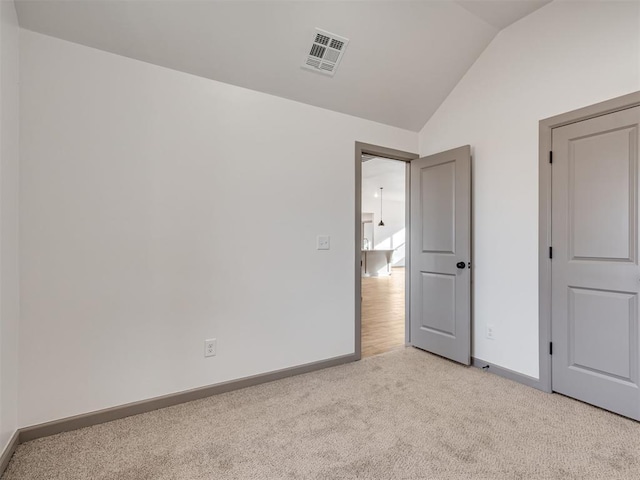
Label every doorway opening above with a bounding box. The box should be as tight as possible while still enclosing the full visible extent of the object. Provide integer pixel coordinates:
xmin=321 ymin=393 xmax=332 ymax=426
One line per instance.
xmin=355 ymin=142 xmax=472 ymax=364
xmin=361 ymin=156 xmax=407 ymax=357
xmin=355 ymin=143 xmax=417 ymax=360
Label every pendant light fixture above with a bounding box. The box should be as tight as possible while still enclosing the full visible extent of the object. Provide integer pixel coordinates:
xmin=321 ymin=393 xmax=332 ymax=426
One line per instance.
xmin=378 ymin=187 xmax=385 ymax=226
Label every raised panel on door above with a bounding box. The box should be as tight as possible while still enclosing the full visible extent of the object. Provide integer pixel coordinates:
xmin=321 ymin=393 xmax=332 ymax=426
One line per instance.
xmin=421 ymin=161 xmax=455 ymax=254
xmin=569 ymin=287 xmax=637 ymax=382
xmin=552 ymin=105 xmax=640 ymax=420
xmin=569 ymin=127 xmax=636 ymax=262
xmin=410 ymin=146 xmax=471 ymax=365
xmin=420 ymin=272 xmax=456 ymax=337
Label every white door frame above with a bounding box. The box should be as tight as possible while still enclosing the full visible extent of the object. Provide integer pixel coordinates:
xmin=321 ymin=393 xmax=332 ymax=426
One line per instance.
xmin=538 ymin=91 xmax=640 ymax=393
xmin=355 ymin=142 xmax=418 ymax=360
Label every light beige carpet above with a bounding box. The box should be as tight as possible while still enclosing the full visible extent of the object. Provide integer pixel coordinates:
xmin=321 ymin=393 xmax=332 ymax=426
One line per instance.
xmin=5 ymin=348 xmax=640 ymax=479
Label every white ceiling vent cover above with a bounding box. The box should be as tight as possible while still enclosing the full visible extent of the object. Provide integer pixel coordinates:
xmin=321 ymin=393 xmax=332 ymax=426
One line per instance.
xmin=302 ymin=28 xmax=349 ymax=76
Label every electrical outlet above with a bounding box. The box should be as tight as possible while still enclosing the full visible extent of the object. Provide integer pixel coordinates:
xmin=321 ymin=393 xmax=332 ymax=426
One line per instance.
xmin=204 ymin=338 xmax=217 ymax=357
xmin=486 ymin=325 xmax=495 ymax=340
xmin=317 ymin=235 xmax=330 ymax=250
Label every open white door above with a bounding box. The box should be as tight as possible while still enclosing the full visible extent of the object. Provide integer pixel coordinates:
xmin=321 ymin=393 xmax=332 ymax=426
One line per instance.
xmin=410 ymin=145 xmax=471 ymax=365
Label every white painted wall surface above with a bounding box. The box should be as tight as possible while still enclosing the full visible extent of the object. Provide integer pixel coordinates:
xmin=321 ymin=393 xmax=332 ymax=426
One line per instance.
xmin=0 ymin=0 xmax=19 ymax=451
xmin=18 ymin=31 xmax=417 ymax=427
xmin=419 ymin=1 xmax=640 ymax=378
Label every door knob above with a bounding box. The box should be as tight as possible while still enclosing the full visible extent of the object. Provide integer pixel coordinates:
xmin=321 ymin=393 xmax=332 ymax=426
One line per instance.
xmin=456 ymin=262 xmax=466 ymax=269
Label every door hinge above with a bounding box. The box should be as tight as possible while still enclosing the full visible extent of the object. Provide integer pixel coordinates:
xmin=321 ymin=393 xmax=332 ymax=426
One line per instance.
xmin=549 ymin=342 xmax=553 ymax=355
xmin=549 ymin=246 xmax=553 ymax=259
xmin=549 ymin=151 xmax=553 ymax=164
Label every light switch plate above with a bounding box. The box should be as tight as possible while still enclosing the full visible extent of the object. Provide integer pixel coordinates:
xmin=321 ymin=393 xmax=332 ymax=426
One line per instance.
xmin=317 ymin=235 xmax=330 ymax=250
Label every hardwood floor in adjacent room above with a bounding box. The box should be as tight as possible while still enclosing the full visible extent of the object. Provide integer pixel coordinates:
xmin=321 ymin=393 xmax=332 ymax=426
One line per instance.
xmin=361 ymin=267 xmax=405 ymax=358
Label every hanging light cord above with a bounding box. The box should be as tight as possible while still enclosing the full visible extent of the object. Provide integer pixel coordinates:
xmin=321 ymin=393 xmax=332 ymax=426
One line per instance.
xmin=378 ymin=187 xmax=385 ymax=226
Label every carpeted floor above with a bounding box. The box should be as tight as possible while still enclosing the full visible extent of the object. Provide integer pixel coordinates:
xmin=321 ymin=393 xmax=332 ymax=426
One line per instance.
xmin=5 ymin=348 xmax=640 ymax=479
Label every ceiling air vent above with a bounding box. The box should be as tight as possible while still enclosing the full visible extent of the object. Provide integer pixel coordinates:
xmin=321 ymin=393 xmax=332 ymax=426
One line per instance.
xmin=302 ymin=28 xmax=349 ymax=77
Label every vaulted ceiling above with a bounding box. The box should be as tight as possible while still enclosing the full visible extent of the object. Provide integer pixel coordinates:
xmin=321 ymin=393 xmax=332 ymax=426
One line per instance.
xmin=15 ymin=0 xmax=551 ymax=131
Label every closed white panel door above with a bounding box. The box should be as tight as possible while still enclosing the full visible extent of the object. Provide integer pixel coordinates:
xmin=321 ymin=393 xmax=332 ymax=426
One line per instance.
xmin=410 ymin=146 xmax=471 ymax=365
xmin=552 ymin=106 xmax=640 ymax=420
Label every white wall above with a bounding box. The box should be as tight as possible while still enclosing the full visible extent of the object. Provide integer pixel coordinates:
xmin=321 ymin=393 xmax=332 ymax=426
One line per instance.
xmin=18 ymin=31 xmax=417 ymax=427
xmin=419 ymin=1 xmax=640 ymax=378
xmin=0 ymin=0 xmax=19 ymax=451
